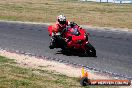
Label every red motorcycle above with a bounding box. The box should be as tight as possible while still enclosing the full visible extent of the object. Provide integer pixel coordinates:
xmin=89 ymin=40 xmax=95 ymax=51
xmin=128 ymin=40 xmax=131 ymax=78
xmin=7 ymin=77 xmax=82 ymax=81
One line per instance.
xmin=48 ymin=22 xmax=96 ymax=57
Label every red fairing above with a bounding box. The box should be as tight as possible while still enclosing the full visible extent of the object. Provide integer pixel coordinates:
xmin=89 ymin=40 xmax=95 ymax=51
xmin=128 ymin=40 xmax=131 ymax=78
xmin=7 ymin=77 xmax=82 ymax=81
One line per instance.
xmin=63 ymin=26 xmax=88 ymax=49
xmin=71 ymin=29 xmax=86 ymax=42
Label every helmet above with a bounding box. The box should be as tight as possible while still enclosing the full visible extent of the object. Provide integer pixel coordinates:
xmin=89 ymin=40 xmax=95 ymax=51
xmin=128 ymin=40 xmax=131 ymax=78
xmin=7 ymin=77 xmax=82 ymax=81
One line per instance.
xmin=57 ymin=15 xmax=66 ymax=25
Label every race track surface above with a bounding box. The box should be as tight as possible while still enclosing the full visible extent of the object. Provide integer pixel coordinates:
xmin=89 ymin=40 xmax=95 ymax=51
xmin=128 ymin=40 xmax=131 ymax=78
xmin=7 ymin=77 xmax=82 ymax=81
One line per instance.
xmin=0 ymin=21 xmax=132 ymax=78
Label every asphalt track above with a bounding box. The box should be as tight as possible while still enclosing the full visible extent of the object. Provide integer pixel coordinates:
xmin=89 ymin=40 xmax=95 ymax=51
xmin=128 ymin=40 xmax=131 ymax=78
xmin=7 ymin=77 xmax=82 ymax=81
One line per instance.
xmin=0 ymin=21 xmax=132 ymax=79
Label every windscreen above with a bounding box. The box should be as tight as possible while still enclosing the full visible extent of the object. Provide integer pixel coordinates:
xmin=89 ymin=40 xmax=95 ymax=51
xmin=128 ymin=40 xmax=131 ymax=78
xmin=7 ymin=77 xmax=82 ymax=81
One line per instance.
xmin=70 ymin=27 xmax=80 ymax=36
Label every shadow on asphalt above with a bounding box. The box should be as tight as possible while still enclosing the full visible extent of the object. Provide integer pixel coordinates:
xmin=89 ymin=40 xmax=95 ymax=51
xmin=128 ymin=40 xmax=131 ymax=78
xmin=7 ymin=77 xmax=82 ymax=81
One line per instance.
xmin=55 ymin=50 xmax=97 ymax=57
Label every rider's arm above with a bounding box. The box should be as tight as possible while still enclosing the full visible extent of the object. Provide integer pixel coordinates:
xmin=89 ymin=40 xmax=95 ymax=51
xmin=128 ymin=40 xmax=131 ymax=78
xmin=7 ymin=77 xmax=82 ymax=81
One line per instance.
xmin=52 ymin=23 xmax=59 ymax=33
xmin=66 ymin=20 xmax=70 ymax=26
xmin=68 ymin=21 xmax=70 ymax=25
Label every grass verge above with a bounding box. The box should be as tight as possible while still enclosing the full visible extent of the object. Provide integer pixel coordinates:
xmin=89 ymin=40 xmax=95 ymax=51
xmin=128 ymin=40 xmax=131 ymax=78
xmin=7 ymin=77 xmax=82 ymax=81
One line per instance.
xmin=0 ymin=0 xmax=132 ymax=29
xmin=0 ymin=55 xmax=119 ymax=88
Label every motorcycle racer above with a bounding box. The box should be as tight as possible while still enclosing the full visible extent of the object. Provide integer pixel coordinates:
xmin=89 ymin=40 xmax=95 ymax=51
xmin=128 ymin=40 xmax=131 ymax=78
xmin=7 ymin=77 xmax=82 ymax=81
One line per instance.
xmin=49 ymin=14 xmax=70 ymax=49
xmin=47 ymin=21 xmax=96 ymax=56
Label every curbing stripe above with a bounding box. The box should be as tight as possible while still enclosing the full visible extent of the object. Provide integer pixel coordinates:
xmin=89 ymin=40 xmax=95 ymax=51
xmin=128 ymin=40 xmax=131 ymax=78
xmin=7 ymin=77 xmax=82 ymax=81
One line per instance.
xmin=0 ymin=47 xmax=131 ymax=80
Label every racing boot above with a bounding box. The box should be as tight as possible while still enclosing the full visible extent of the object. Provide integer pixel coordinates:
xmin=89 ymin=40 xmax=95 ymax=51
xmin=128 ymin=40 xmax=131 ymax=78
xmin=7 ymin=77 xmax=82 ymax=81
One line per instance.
xmin=49 ymin=42 xmax=54 ymax=49
xmin=49 ymin=37 xmax=55 ymax=49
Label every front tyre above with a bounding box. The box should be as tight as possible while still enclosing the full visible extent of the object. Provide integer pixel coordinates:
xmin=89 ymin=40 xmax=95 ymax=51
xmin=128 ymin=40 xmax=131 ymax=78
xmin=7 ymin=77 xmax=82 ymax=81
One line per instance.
xmin=85 ymin=43 xmax=96 ymax=57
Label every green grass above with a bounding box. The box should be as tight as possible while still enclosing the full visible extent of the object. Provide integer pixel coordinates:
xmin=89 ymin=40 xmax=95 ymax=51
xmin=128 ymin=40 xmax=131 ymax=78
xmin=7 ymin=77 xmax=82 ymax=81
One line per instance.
xmin=0 ymin=0 xmax=132 ymax=28
xmin=0 ymin=56 xmax=80 ymax=88
xmin=0 ymin=56 xmax=15 ymax=63
xmin=0 ymin=55 xmax=119 ymax=88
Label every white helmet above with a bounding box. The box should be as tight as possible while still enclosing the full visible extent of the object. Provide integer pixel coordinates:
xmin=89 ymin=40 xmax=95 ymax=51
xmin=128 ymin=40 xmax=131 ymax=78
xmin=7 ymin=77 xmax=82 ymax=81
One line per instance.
xmin=57 ymin=15 xmax=66 ymax=25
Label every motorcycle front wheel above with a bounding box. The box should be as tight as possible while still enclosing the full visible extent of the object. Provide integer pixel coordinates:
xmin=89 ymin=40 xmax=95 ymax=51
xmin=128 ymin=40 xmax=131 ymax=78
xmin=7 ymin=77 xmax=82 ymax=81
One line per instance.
xmin=85 ymin=43 xmax=96 ymax=57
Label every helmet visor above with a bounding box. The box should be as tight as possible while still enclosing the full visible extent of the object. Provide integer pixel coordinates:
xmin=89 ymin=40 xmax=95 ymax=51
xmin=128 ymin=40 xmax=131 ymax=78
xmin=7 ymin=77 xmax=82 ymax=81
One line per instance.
xmin=58 ymin=20 xmax=66 ymax=25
